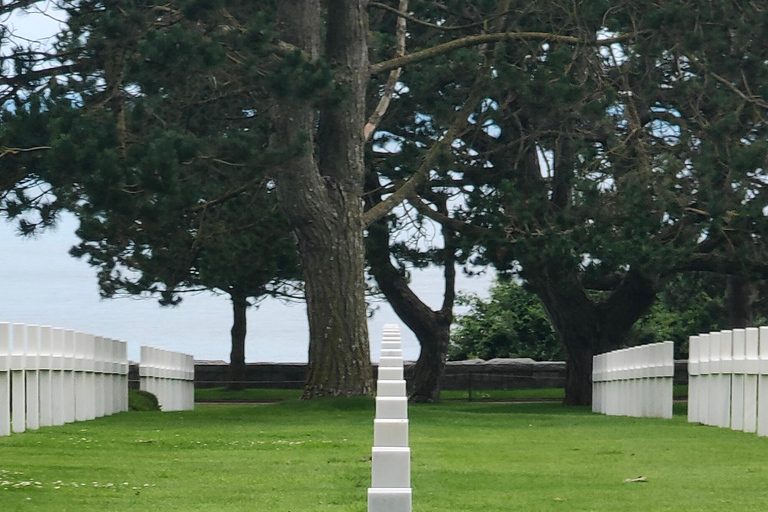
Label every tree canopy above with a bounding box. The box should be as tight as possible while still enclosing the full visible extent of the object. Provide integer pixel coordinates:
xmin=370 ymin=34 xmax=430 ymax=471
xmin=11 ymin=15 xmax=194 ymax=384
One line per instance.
xmin=3 ymin=0 xmax=768 ymax=404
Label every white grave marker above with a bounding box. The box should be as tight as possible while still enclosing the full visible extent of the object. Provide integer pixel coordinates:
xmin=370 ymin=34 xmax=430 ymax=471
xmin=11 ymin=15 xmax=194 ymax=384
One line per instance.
xmin=731 ymin=329 xmax=746 ymax=431
xmin=757 ymin=327 xmax=768 ymax=436
xmin=25 ymin=325 xmax=40 ymax=431
xmin=0 ymin=323 xmax=10 ymax=436
xmin=368 ymin=324 xmax=412 ymax=512
xmin=63 ymin=330 xmax=77 ymax=423
xmin=11 ymin=324 xmax=26 ymax=433
xmin=743 ymin=328 xmax=759 ymax=433
xmin=38 ymin=326 xmax=53 ymax=427
xmin=51 ymin=328 xmax=66 ymax=426
xmin=688 ymin=335 xmax=700 ymax=423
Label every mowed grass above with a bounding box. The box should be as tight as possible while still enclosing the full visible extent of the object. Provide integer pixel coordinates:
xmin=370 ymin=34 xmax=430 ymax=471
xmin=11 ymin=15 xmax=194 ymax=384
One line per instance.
xmin=2 ymin=400 xmax=768 ymax=511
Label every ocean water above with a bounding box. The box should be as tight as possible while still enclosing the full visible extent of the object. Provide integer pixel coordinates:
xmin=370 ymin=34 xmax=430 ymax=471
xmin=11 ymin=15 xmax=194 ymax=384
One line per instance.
xmin=0 ymin=213 xmax=493 ymax=363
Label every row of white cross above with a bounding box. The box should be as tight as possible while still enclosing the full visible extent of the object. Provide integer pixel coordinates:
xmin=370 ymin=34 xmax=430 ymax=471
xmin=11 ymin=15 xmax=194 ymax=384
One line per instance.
xmin=592 ymin=341 xmax=675 ymax=418
xmin=368 ymin=324 xmax=412 ymax=512
xmin=688 ymin=327 xmax=768 ymax=435
xmin=139 ymin=346 xmax=195 ymax=411
xmin=0 ymin=322 xmax=129 ymax=436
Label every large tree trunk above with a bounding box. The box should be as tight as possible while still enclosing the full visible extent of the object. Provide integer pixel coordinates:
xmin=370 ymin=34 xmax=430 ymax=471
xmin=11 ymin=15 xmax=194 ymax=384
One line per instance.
xmin=527 ymin=268 xmax=658 ymax=406
xmin=364 ymin=163 xmax=456 ymax=402
xmin=366 ymin=217 xmax=455 ymax=402
xmin=409 ymin=321 xmax=452 ymax=402
xmin=726 ymin=275 xmax=756 ymax=329
xmin=228 ymin=290 xmax=248 ymax=391
xmin=271 ymin=0 xmax=373 ymax=397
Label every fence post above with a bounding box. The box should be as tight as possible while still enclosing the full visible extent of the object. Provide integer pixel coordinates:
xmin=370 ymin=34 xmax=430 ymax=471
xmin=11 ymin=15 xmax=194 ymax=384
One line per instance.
xmin=0 ymin=323 xmax=10 ymax=436
xmin=38 ymin=326 xmax=53 ymax=428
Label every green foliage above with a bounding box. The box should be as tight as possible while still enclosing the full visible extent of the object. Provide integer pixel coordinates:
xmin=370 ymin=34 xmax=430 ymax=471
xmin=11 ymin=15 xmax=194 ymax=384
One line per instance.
xmin=129 ymin=389 xmax=161 ymax=411
xmin=449 ymin=280 xmax=562 ymax=361
xmin=5 ymin=0 xmax=304 ymax=307
xmin=631 ymin=274 xmax=725 ymax=355
xmin=632 ymin=274 xmax=768 ymax=358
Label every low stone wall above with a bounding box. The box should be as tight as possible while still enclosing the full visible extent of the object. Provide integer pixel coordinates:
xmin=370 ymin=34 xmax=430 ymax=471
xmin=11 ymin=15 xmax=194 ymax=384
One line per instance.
xmin=130 ymin=359 xmax=690 ymax=390
xmin=432 ymin=358 xmax=566 ymax=390
xmin=194 ymin=361 xmax=308 ymax=389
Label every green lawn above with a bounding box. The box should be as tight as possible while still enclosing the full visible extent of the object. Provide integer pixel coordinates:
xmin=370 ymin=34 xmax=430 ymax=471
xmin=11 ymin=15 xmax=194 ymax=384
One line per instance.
xmin=2 ymin=399 xmax=767 ymax=511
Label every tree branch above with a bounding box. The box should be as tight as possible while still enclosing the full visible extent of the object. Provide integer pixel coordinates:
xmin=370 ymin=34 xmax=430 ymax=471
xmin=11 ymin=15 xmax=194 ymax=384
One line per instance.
xmin=364 ymin=0 xmax=408 ymax=141
xmin=0 ymin=0 xmax=40 ymax=15
xmin=0 ymin=146 xmax=51 ymax=158
xmin=406 ymin=193 xmax=488 ymax=238
xmin=363 ymin=84 xmax=483 ymax=226
xmin=370 ymin=31 xmax=637 ymax=74
xmin=685 ymin=52 xmax=768 ymax=110
xmin=190 ymin=177 xmax=261 ymax=212
xmin=369 ymin=1 xmax=514 ymax=32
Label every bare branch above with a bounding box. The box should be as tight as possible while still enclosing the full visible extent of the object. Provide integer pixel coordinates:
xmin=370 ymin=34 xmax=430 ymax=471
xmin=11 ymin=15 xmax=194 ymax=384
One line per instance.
xmin=0 ymin=146 xmax=51 ymax=158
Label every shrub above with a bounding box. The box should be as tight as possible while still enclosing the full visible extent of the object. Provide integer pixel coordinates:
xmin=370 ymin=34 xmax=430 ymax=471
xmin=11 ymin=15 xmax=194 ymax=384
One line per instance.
xmin=129 ymin=389 xmax=161 ymax=411
xmin=449 ymin=280 xmax=562 ymax=361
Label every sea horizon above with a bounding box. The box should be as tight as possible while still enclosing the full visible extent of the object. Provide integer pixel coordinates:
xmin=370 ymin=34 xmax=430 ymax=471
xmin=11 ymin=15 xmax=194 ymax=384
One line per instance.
xmin=0 ymin=213 xmax=493 ymax=364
